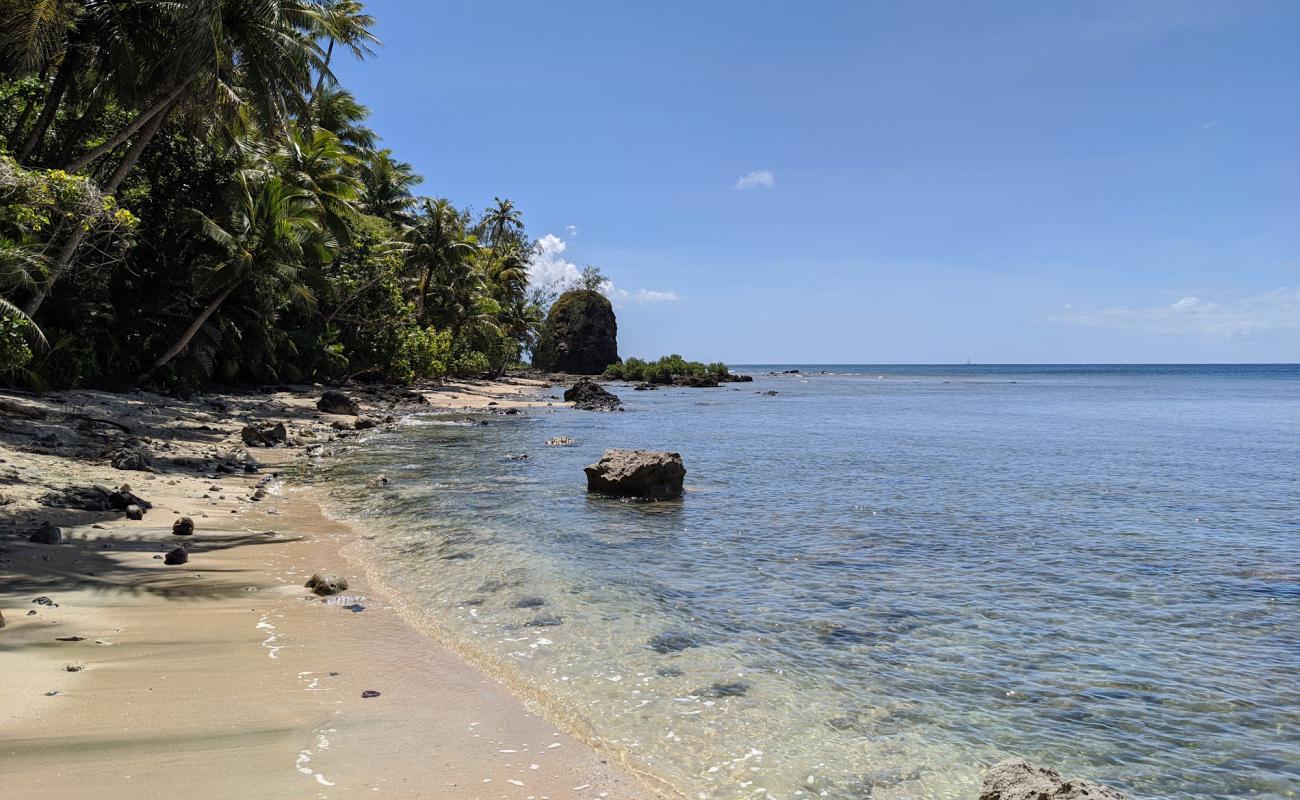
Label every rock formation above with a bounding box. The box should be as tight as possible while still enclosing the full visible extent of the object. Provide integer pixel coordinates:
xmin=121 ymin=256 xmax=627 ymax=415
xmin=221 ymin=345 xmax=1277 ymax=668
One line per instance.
xmin=532 ymin=289 xmax=619 ymax=374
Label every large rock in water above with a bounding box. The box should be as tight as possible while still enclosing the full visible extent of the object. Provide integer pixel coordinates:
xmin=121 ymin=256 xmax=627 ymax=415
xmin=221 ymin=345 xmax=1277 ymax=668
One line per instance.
xmin=563 ymin=379 xmax=621 ymax=411
xmin=532 ymin=289 xmax=618 ymax=374
xmin=980 ymin=760 xmax=1128 ymax=800
xmin=584 ymin=449 xmax=686 ymax=500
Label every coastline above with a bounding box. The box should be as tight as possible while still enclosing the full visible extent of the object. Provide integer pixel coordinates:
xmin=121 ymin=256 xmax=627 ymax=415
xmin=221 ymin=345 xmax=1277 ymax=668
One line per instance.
xmin=0 ymin=379 xmax=665 ymax=799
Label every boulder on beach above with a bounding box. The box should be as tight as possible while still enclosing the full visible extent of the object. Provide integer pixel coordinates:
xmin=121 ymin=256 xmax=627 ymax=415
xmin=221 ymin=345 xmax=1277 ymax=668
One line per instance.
xmin=124 ymin=504 xmax=144 ymax=520
xmin=172 ymin=516 xmax=195 ymax=536
xmin=163 ymin=547 xmax=188 ymax=566
xmin=317 ymin=390 xmax=360 ymax=416
xmin=564 ymin=379 xmax=622 ymax=411
xmin=532 ymin=289 xmax=619 ymax=374
xmin=584 ymin=449 xmax=686 ymax=500
xmin=30 ymin=521 xmax=62 ymax=545
xmin=980 ymin=759 xmax=1128 ymax=800
xmin=305 ymin=572 xmax=349 ymax=596
xmin=108 ymin=445 xmax=152 ymax=471
xmin=241 ymin=421 xmax=288 ymax=447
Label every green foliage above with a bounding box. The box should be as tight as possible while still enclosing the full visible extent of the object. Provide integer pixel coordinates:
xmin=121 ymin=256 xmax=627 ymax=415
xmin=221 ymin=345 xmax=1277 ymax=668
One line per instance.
xmin=0 ymin=1 xmax=549 ymax=389
xmin=604 ymin=354 xmax=733 ymax=383
xmin=0 ymin=315 xmax=32 ymax=373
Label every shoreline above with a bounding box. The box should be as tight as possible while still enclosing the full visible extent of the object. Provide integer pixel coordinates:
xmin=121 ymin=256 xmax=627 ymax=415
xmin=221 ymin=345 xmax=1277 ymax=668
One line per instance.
xmin=0 ymin=379 xmax=666 ymax=799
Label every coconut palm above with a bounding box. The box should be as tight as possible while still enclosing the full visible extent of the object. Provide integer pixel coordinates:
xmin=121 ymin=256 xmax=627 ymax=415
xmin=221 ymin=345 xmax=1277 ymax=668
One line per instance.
xmin=146 ymin=173 xmax=332 ymax=375
xmin=404 ymin=197 xmax=477 ymax=322
xmin=307 ymin=83 xmax=376 ymax=153
xmin=358 ymin=148 xmax=419 ymax=220
xmin=480 ymin=196 xmax=522 ymax=258
xmin=311 ymin=0 xmax=378 ymax=97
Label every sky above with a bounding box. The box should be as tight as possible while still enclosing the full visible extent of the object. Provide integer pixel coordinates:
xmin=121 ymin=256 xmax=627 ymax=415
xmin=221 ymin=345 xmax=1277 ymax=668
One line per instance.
xmin=334 ymin=1 xmax=1300 ymax=363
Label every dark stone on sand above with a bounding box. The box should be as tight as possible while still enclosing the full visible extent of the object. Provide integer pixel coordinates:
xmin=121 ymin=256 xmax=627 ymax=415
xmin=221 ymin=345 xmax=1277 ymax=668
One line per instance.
xmin=563 ymin=379 xmax=622 ymax=411
xmin=172 ymin=516 xmax=195 ymax=536
xmin=980 ymin=759 xmax=1128 ymax=800
xmin=163 ymin=547 xmax=188 ymax=565
xmin=305 ymin=572 xmax=349 ymax=596
xmin=647 ymin=631 xmax=701 ymax=654
xmin=125 ymin=504 xmax=144 ymax=520
xmin=109 ymin=446 xmax=152 ymax=471
xmin=30 ymin=521 xmax=62 ymax=545
xmin=585 ymin=449 xmax=686 ymax=500
xmin=361 ymin=690 xmax=381 ymax=698
xmin=317 ymin=390 xmax=360 ymax=416
xmin=108 ymin=487 xmax=152 ymax=511
xmin=241 ymin=422 xmax=288 ymax=447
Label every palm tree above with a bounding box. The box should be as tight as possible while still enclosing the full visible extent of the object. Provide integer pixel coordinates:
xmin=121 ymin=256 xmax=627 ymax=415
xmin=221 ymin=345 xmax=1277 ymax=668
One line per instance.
xmin=145 ymin=173 xmax=332 ymax=376
xmin=480 ymin=196 xmax=522 ymax=258
xmin=359 ymin=148 xmax=420 ymax=220
xmin=307 ymin=83 xmax=377 ymax=154
xmin=311 ymin=0 xmax=378 ymax=98
xmin=277 ymin=126 xmax=362 ymax=244
xmin=404 ymin=197 xmax=478 ymax=323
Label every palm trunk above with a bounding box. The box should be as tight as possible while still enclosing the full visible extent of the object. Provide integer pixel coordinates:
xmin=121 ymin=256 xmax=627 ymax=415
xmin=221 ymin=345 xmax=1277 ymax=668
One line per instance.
xmin=145 ymin=284 xmax=237 ymax=377
xmin=6 ymin=64 xmax=49 ymax=149
xmin=65 ymin=75 xmax=194 ymax=173
xmin=103 ymin=99 xmax=171 ymax=194
xmin=54 ymin=90 xmax=109 ymax=165
xmin=312 ymin=38 xmax=336 ymax=100
xmin=23 ymin=101 xmax=174 ymax=317
xmin=16 ymin=50 xmax=79 ymax=164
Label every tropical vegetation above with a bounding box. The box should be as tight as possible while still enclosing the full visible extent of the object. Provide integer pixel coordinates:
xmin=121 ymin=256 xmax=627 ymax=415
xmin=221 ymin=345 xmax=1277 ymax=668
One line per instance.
xmin=0 ymin=0 xmax=549 ymax=389
xmin=603 ymin=355 xmax=737 ymax=385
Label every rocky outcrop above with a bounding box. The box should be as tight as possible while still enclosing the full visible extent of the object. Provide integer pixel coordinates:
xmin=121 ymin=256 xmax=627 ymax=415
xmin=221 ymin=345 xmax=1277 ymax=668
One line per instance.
xmin=317 ymin=390 xmax=360 ymax=416
xmin=564 ymin=379 xmax=622 ymax=411
xmin=108 ymin=445 xmax=152 ymax=471
xmin=241 ymin=421 xmax=288 ymax=447
xmin=305 ymin=572 xmax=349 ymax=596
xmin=532 ymin=289 xmax=619 ymax=374
xmin=584 ymin=449 xmax=686 ymax=500
xmin=980 ymin=760 xmax=1128 ymax=800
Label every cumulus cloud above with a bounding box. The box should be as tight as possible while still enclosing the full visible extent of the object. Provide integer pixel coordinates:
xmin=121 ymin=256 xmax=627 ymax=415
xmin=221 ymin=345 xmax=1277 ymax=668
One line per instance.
xmin=1050 ymin=287 xmax=1300 ymax=339
xmin=528 ymin=232 xmax=678 ymax=305
xmin=635 ymin=289 xmax=681 ymax=303
xmin=734 ymin=170 xmax=775 ymax=190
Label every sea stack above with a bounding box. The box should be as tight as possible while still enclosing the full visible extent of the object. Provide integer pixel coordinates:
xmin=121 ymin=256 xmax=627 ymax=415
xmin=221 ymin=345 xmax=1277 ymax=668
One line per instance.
xmin=584 ymin=449 xmax=686 ymax=500
xmin=532 ymin=289 xmax=619 ymax=374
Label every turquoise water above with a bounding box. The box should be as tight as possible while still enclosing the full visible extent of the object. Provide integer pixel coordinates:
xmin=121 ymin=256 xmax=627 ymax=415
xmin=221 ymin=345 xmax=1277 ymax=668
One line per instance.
xmin=313 ymin=365 xmax=1299 ymax=799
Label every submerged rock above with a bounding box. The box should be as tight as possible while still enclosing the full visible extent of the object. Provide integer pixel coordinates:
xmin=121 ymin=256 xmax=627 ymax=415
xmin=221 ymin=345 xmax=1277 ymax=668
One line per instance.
xmin=980 ymin=759 xmax=1128 ymax=800
xmin=585 ymin=449 xmax=686 ymax=500
xmin=30 ymin=521 xmax=62 ymax=545
xmin=305 ymin=572 xmax=349 ymax=596
xmin=698 ymin=681 xmax=750 ymax=698
xmin=317 ymin=390 xmax=360 ymax=416
xmin=647 ymin=631 xmax=701 ymax=654
xmin=563 ymin=379 xmax=622 ymax=411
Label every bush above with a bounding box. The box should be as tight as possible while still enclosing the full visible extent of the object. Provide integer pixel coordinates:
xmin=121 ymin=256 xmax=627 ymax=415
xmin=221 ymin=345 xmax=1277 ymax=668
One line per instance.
xmin=603 ymin=354 xmax=733 ymax=383
xmin=0 ymin=315 xmax=33 ymax=375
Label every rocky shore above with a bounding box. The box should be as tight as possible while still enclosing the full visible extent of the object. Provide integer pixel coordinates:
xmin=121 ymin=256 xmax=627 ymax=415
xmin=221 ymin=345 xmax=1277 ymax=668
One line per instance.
xmin=0 ymin=378 xmax=661 ymax=799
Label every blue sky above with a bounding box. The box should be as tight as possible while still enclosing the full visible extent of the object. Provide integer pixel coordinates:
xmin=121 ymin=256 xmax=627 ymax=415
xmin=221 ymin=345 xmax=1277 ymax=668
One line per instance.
xmin=335 ymin=1 xmax=1299 ymax=363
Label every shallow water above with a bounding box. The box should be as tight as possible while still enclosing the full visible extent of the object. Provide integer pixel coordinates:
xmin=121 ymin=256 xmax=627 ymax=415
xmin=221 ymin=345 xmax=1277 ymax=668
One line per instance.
xmin=310 ymin=365 xmax=1300 ymax=799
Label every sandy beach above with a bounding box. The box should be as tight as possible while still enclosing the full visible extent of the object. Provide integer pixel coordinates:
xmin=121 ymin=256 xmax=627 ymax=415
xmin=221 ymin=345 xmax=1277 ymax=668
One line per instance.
xmin=0 ymin=379 xmax=664 ymax=799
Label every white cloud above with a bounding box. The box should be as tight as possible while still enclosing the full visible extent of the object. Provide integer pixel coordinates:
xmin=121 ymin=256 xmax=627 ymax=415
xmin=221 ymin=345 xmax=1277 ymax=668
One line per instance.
xmin=734 ymin=170 xmax=775 ymax=190
xmin=528 ymin=232 xmax=675 ymax=306
xmin=565 ymin=224 xmax=580 ymax=237
xmin=1050 ymin=287 xmax=1300 ymax=340
xmin=635 ymin=289 xmax=680 ymax=303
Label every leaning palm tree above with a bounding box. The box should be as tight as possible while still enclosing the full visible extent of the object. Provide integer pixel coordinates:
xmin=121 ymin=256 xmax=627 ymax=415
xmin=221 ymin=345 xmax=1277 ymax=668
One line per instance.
xmin=144 ymin=173 xmax=333 ymax=377
xmin=311 ymin=0 xmax=378 ymax=98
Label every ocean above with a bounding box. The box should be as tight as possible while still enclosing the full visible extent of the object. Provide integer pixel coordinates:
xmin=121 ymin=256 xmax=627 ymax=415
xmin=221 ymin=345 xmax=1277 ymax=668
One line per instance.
xmin=309 ymin=364 xmax=1299 ymax=799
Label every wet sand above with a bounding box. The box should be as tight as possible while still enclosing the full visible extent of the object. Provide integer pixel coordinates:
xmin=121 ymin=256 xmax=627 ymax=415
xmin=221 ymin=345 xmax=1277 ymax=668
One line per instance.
xmin=0 ymin=380 xmax=664 ymax=799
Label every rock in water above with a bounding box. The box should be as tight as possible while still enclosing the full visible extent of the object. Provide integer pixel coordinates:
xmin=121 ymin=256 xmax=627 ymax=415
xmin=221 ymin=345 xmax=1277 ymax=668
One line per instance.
xmin=532 ymin=289 xmax=619 ymax=374
xmin=317 ymin=390 xmax=360 ymax=416
xmin=305 ymin=572 xmax=349 ymax=596
xmin=30 ymin=522 xmax=62 ymax=545
xmin=172 ymin=516 xmax=195 ymax=536
xmin=563 ymin=379 xmax=622 ymax=411
xmin=163 ymin=547 xmax=188 ymax=565
xmin=980 ymin=759 xmax=1128 ymax=800
xmin=584 ymin=449 xmax=686 ymax=500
